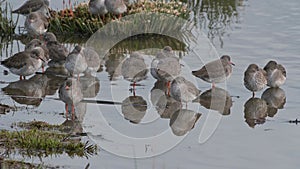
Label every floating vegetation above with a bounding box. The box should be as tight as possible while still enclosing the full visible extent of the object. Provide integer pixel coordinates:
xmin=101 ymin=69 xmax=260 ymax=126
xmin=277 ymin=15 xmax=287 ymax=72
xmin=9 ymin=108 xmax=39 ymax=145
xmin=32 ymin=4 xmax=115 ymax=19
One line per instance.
xmin=49 ymin=0 xmax=189 ymax=36
xmin=0 ymin=159 xmax=50 ymax=169
xmin=0 ymin=2 xmax=17 ymax=39
xmin=17 ymin=121 xmax=63 ymax=131
xmin=0 ymin=121 xmax=98 ymax=158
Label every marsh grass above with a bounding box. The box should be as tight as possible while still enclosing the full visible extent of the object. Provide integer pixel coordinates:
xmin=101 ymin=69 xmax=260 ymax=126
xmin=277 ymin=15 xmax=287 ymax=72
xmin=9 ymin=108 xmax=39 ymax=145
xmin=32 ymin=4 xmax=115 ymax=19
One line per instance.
xmin=49 ymin=0 xmax=189 ymax=36
xmin=0 ymin=121 xmax=98 ymax=158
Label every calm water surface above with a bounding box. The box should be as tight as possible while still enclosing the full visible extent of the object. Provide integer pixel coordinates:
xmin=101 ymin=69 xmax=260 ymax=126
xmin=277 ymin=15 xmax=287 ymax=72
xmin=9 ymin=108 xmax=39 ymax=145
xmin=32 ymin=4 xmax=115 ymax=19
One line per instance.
xmin=1 ymin=0 xmax=300 ymax=168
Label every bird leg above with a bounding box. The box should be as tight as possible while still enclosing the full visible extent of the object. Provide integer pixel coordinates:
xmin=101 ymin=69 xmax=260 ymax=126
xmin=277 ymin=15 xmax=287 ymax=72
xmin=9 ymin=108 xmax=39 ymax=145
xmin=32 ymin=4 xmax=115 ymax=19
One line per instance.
xmin=77 ymin=74 xmax=80 ymax=81
xmin=252 ymin=92 xmax=255 ymax=98
xmin=101 ymin=15 xmax=105 ymax=23
xmin=130 ymin=82 xmax=136 ymax=96
xmin=133 ymin=82 xmax=136 ymax=91
xmin=65 ymin=103 xmax=69 ymax=119
xmin=69 ymin=0 xmax=74 ymax=17
xmin=212 ymin=82 xmax=215 ymax=89
xmin=167 ymin=81 xmax=171 ymax=96
xmin=19 ymin=76 xmax=23 ymax=80
xmin=62 ymin=0 xmax=65 ymax=16
xmin=133 ymin=82 xmax=136 ymax=96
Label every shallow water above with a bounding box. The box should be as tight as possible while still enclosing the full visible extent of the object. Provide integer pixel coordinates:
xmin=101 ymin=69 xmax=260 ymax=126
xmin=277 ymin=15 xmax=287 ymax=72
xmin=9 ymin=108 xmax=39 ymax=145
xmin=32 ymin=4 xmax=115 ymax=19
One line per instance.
xmin=1 ymin=0 xmax=300 ymax=168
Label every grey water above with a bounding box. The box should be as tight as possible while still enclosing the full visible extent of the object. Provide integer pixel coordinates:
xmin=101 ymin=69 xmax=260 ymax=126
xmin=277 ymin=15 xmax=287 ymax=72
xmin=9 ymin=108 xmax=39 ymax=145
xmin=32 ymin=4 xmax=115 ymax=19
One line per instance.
xmin=1 ymin=0 xmax=300 ymax=168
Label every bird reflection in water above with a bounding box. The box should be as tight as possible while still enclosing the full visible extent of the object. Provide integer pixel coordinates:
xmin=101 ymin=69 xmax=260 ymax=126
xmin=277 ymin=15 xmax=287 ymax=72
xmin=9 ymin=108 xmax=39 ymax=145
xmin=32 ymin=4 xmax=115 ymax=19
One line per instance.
xmin=105 ymin=53 xmax=126 ymax=81
xmin=261 ymin=87 xmax=286 ymax=117
xmin=244 ymin=97 xmax=268 ymax=128
xmin=60 ymin=102 xmax=87 ymax=136
xmin=150 ymin=80 xmax=181 ymax=118
xmin=194 ymin=87 xmax=232 ymax=115
xmin=121 ymin=95 xmax=147 ymax=124
xmin=44 ymin=67 xmax=69 ymax=95
xmin=79 ymin=75 xmax=100 ymax=98
xmin=169 ymin=109 xmax=201 ymax=136
xmin=2 ymin=74 xmax=49 ymax=106
xmin=121 ymin=52 xmax=148 ymax=96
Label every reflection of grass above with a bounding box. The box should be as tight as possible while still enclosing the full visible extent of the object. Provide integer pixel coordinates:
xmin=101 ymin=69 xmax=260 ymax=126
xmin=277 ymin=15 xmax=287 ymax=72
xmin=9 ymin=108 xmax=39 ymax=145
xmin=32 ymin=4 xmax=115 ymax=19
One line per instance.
xmin=197 ymin=0 xmax=243 ymax=47
xmin=0 ymin=159 xmax=45 ymax=169
xmin=0 ymin=121 xmax=98 ymax=158
xmin=0 ymin=2 xmax=17 ymax=38
xmin=111 ymin=34 xmax=186 ymax=53
xmin=49 ymin=1 xmax=188 ymax=36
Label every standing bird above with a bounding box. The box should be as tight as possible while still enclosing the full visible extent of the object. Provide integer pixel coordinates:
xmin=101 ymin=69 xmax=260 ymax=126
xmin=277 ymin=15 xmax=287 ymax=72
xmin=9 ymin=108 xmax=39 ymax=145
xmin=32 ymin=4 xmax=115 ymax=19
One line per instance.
xmin=25 ymin=39 xmax=50 ymax=72
xmin=170 ymin=76 xmax=201 ymax=107
xmin=59 ymin=78 xmax=83 ymax=120
xmin=121 ymin=52 xmax=148 ymax=95
xmin=263 ymin=60 xmax=286 ymax=88
xmin=151 ymin=46 xmax=181 ymax=95
xmin=244 ymin=64 xmax=267 ymax=97
xmin=1 ymin=47 xmax=45 ymax=80
xmin=25 ymin=12 xmax=49 ymax=37
xmin=65 ymin=45 xmax=88 ymax=80
xmin=89 ymin=0 xmax=108 ymax=21
xmin=12 ymin=0 xmax=50 ymax=18
xmin=43 ymin=32 xmax=69 ymax=67
xmin=192 ymin=55 xmax=235 ymax=88
xmin=105 ymin=0 xmax=127 ymax=19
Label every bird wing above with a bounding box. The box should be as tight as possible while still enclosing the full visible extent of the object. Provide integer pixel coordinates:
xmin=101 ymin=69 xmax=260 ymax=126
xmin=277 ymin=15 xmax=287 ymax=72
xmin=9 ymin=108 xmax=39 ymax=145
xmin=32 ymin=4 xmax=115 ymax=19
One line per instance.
xmin=1 ymin=52 xmax=30 ymax=69
xmin=12 ymin=0 xmax=45 ymax=14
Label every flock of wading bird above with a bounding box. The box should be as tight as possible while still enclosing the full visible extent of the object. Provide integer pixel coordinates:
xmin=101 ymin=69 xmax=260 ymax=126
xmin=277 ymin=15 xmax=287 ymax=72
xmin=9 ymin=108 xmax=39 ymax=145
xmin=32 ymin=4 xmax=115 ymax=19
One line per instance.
xmin=0 ymin=0 xmax=287 ymax=122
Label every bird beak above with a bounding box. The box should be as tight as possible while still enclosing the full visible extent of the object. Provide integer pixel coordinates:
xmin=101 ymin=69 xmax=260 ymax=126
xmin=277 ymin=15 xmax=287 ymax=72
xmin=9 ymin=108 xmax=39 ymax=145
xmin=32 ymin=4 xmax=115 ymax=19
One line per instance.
xmin=39 ymin=56 xmax=46 ymax=62
xmin=230 ymin=62 xmax=235 ymax=66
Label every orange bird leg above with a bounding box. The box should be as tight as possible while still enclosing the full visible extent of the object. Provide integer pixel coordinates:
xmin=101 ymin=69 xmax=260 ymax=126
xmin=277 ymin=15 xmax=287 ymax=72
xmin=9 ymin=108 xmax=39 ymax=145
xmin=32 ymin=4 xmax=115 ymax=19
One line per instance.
xmin=167 ymin=81 xmax=171 ymax=96
xmin=65 ymin=103 xmax=69 ymax=119
xmin=62 ymin=0 xmax=65 ymax=16
xmin=133 ymin=82 xmax=136 ymax=91
xmin=133 ymin=89 xmax=136 ymax=97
